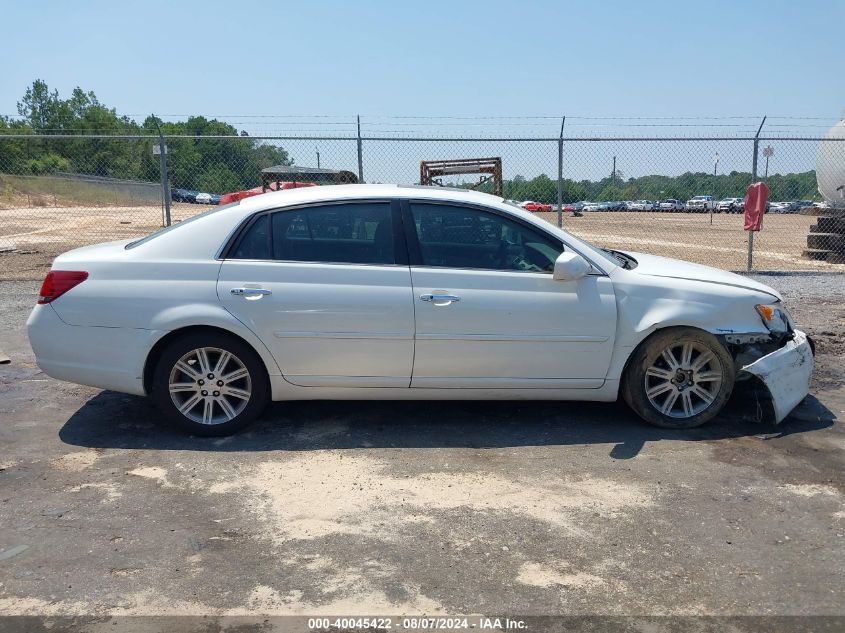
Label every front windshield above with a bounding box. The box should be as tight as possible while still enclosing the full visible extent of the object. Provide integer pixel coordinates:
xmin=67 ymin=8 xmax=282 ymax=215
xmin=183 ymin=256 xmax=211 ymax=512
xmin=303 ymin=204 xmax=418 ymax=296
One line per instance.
xmin=492 ymin=199 xmax=620 ymax=269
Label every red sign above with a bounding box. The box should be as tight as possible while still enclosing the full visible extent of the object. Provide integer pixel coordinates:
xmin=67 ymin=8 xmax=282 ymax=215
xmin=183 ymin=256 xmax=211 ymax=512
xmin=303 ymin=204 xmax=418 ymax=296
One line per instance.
xmin=744 ymin=181 xmax=769 ymax=232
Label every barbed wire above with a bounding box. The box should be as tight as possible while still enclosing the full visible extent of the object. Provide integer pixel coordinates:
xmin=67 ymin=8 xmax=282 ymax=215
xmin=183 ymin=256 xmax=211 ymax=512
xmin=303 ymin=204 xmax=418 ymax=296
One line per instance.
xmin=3 ymin=114 xmax=840 ymax=122
xmin=1 ymin=112 xmax=842 ymax=140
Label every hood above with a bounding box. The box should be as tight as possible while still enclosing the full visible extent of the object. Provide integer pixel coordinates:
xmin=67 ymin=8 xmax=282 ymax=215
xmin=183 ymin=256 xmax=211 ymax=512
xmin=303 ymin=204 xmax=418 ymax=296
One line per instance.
xmin=623 ymin=252 xmax=782 ymax=301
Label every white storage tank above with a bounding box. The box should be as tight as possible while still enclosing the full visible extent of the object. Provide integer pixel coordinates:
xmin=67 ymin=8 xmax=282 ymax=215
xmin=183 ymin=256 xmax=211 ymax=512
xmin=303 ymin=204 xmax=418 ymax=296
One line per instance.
xmin=816 ymin=114 xmax=845 ymax=207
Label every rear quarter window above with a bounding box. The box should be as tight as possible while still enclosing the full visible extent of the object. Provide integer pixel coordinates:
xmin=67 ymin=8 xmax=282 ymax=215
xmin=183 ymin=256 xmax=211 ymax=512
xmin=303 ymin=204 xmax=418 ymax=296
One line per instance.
xmin=229 ymin=214 xmax=271 ymax=259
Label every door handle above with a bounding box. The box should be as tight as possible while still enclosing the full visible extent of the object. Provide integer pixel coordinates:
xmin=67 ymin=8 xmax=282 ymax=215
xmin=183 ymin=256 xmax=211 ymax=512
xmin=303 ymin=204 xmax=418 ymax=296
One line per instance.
xmin=231 ymin=287 xmax=272 ymax=297
xmin=420 ymin=293 xmax=460 ymax=305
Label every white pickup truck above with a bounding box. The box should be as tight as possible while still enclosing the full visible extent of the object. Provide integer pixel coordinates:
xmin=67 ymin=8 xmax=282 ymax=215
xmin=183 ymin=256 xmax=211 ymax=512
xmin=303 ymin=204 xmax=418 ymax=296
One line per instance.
xmin=685 ymin=195 xmax=716 ymax=212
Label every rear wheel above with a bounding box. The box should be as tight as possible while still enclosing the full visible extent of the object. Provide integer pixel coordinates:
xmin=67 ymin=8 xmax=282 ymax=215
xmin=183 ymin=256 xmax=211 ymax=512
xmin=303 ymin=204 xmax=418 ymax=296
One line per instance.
xmin=622 ymin=328 xmax=735 ymax=429
xmin=152 ymin=332 xmax=270 ymax=436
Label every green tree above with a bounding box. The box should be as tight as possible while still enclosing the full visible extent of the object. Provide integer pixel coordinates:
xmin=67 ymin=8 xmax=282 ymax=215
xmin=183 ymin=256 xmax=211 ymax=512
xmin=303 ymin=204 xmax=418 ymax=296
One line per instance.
xmin=195 ymin=163 xmax=242 ymax=194
xmin=2 ymin=80 xmax=296 ymax=193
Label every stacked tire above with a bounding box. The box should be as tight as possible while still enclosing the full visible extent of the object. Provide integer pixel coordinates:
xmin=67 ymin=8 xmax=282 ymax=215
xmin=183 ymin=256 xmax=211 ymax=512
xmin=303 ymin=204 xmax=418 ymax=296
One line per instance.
xmin=802 ymin=208 xmax=845 ymax=264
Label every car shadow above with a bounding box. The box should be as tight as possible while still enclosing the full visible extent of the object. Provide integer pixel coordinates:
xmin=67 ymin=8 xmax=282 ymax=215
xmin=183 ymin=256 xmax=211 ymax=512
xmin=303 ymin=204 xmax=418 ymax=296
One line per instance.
xmin=58 ymin=386 xmax=836 ymax=460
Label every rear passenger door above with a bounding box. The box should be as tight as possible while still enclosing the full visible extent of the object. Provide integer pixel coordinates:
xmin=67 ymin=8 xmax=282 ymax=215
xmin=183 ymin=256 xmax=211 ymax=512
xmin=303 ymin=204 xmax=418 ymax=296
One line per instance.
xmin=217 ymin=200 xmax=416 ymax=387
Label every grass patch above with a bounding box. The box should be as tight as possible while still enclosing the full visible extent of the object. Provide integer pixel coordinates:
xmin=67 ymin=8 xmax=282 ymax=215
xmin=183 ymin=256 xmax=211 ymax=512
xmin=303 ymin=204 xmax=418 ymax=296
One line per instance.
xmin=0 ymin=173 xmax=160 ymax=207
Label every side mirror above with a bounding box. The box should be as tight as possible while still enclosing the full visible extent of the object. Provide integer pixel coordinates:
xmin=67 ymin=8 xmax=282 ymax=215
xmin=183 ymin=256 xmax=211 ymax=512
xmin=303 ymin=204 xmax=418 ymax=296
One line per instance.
xmin=553 ymin=252 xmax=590 ymax=281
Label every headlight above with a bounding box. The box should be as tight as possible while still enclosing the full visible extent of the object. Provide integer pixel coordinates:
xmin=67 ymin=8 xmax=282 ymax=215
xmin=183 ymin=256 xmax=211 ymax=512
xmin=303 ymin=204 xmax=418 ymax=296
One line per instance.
xmin=755 ymin=303 xmax=792 ymax=334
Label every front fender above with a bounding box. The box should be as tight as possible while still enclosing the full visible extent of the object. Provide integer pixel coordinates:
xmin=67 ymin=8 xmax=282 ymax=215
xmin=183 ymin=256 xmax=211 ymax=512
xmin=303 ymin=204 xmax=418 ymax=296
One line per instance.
xmin=604 ymin=275 xmax=773 ymax=384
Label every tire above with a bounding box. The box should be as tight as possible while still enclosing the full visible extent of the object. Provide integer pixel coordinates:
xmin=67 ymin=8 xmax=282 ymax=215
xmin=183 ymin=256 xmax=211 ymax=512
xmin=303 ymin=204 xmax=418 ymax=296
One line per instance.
xmin=622 ymin=327 xmax=735 ymax=429
xmin=152 ymin=331 xmax=270 ymax=436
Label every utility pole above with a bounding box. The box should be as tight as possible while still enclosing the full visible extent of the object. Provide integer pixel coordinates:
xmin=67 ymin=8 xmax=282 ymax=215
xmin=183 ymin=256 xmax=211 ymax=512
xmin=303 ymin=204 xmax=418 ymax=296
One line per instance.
xmin=763 ymin=145 xmax=774 ymax=179
xmin=316 ymin=147 xmax=321 ymax=169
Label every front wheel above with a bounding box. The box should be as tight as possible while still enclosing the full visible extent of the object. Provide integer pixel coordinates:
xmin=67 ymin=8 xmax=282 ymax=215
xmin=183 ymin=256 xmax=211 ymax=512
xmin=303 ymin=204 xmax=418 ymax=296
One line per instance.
xmin=152 ymin=332 xmax=270 ymax=436
xmin=622 ymin=328 xmax=735 ymax=429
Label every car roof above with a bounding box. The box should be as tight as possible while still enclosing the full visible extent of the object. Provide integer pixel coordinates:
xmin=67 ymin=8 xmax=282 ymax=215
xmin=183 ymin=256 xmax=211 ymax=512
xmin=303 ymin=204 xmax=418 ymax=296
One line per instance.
xmin=206 ymin=183 xmax=544 ymax=244
xmin=127 ymin=183 xmax=620 ymax=274
xmin=235 ymin=183 xmax=502 ymax=213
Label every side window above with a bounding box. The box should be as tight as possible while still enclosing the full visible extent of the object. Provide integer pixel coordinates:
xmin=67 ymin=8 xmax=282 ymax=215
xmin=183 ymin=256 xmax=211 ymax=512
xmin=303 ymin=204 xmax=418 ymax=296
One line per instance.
xmin=229 ymin=214 xmax=271 ymax=259
xmin=409 ymin=203 xmax=563 ymax=272
xmin=271 ymin=202 xmax=395 ymax=264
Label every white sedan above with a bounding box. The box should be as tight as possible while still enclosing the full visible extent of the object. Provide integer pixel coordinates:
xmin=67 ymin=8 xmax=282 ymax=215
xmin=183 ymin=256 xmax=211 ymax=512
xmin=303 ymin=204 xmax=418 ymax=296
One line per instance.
xmin=27 ymin=185 xmax=813 ymax=436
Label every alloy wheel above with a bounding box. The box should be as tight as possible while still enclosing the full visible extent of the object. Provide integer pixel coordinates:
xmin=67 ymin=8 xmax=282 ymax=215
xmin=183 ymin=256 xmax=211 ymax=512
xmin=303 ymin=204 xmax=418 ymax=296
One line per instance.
xmin=168 ymin=346 xmax=252 ymax=425
xmin=644 ymin=341 xmax=724 ymax=419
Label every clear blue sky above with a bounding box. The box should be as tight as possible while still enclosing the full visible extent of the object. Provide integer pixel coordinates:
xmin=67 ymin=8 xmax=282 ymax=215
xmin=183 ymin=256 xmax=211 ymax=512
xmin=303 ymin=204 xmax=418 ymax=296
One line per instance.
xmin=1 ymin=0 xmax=843 ymax=129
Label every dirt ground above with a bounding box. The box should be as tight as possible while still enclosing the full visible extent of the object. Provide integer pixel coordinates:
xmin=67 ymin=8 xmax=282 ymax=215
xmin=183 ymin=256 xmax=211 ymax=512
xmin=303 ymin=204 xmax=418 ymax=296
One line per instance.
xmin=542 ymin=211 xmax=833 ymax=272
xmin=0 ymin=204 xmax=840 ymax=280
xmin=0 ymin=275 xmax=844 ymax=631
xmin=0 ymin=203 xmax=202 ymax=280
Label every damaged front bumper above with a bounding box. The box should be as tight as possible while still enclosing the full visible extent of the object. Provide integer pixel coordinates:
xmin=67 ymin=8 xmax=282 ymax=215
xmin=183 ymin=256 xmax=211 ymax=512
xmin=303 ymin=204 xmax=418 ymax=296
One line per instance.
xmin=739 ymin=329 xmax=814 ymax=423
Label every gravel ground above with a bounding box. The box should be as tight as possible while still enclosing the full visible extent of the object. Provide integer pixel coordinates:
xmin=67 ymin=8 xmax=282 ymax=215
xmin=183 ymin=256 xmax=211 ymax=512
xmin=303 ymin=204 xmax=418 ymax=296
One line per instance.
xmin=0 ymin=275 xmax=843 ymax=630
xmin=746 ymin=272 xmax=845 ymax=302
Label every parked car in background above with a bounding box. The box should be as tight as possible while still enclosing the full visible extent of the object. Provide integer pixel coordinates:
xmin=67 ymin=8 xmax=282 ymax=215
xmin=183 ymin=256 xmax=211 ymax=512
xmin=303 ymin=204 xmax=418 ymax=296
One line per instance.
xmin=685 ymin=195 xmax=716 ymax=212
xmin=628 ymin=200 xmax=655 ymax=211
xmin=172 ymin=189 xmax=221 ymax=205
xmin=717 ymin=198 xmax=744 ymax=213
xmin=171 ymin=188 xmax=199 ymax=203
xmin=27 ymin=184 xmax=813 ymax=436
xmin=770 ymin=201 xmax=800 ymax=214
xmin=658 ymin=199 xmax=684 ymax=211
xmin=520 ymin=201 xmax=553 ymax=213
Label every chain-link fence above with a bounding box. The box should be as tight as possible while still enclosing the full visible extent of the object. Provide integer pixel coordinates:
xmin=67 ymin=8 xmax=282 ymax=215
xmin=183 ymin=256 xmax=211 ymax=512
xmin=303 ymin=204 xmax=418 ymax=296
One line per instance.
xmin=1 ymin=129 xmax=843 ymax=279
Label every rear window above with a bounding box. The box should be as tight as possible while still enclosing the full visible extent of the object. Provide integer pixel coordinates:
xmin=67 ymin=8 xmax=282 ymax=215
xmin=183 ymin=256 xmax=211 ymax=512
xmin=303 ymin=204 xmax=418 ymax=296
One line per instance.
xmin=125 ymin=202 xmax=240 ymax=249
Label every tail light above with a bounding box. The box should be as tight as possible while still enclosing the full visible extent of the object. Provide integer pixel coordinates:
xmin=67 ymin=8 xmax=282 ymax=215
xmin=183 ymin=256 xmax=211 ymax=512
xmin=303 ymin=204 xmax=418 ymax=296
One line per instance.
xmin=37 ymin=271 xmax=88 ymax=304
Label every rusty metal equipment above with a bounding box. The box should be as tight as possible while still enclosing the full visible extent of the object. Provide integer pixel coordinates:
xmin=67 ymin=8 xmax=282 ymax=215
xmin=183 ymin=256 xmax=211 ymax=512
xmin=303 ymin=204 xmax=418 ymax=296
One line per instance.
xmin=419 ymin=157 xmax=503 ymax=196
xmin=261 ymin=165 xmax=358 ymax=192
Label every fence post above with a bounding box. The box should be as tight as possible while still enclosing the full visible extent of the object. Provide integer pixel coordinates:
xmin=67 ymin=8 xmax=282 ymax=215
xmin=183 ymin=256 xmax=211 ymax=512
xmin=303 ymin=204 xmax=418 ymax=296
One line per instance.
xmin=153 ymin=116 xmax=171 ymax=227
xmin=747 ymin=115 xmax=766 ymax=272
xmin=356 ymin=115 xmax=364 ymax=183
xmin=557 ymin=116 xmax=565 ymax=228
